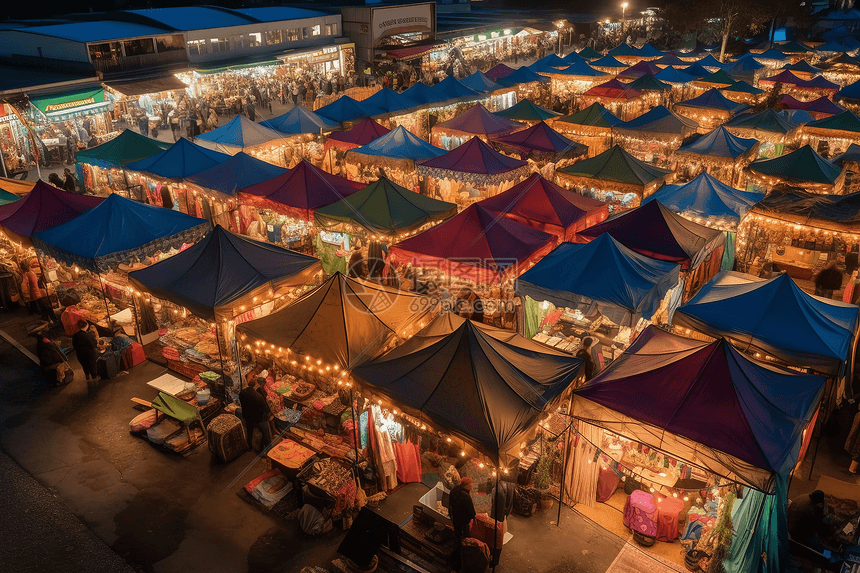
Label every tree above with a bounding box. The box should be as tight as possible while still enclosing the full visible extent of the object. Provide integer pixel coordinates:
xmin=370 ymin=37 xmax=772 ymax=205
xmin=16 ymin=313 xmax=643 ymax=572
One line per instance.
xmin=661 ymin=0 xmax=806 ymax=61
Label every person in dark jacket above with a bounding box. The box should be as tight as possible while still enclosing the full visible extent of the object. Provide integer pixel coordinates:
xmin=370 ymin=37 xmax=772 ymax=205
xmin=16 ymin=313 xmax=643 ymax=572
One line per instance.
xmin=787 ymin=490 xmax=833 ymax=553
xmin=814 ymin=262 xmax=843 ymax=299
xmin=239 ymin=378 xmax=272 ymax=450
xmin=32 ymin=333 xmax=73 ymax=385
xmin=71 ymin=319 xmax=100 ymax=381
xmin=448 ymin=476 xmax=477 ymax=571
xmin=62 ymin=168 xmax=77 ymax=193
xmin=576 ymin=337 xmax=596 ymax=381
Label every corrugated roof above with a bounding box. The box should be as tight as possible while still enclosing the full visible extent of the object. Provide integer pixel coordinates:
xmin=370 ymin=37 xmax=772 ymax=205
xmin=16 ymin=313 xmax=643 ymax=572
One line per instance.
xmin=128 ymin=8 xmax=255 ymax=31
xmin=234 ymin=7 xmax=327 ymax=22
xmin=17 ymin=20 xmax=172 ymax=42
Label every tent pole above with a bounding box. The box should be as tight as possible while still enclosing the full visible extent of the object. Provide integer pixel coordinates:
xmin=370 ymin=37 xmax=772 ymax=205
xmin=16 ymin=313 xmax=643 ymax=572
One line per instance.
xmin=557 ymin=422 xmax=572 ymax=527
xmin=97 ymin=274 xmax=114 ymax=335
xmin=350 ymin=384 xmax=359 ymax=471
xmin=492 ymin=466 xmax=500 ymax=573
xmin=806 ymin=421 xmax=822 ymax=481
xmin=215 ymin=321 xmax=227 ymax=394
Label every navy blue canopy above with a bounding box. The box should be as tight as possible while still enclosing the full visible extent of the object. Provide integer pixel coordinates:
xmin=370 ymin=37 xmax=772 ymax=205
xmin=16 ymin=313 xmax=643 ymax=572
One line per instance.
xmin=259 ymin=105 xmax=337 ymax=134
xmin=127 ymin=225 xmax=322 ymax=321
xmin=516 ymin=234 xmax=681 ymax=325
xmin=184 ymin=152 xmax=287 ymax=196
xmin=401 ymin=82 xmax=444 ymax=106
xmin=315 ymin=96 xmax=368 ymax=124
xmin=460 ymin=71 xmax=507 ymax=93
xmin=674 ymin=271 xmax=860 ymax=376
xmin=126 ymin=137 xmax=230 ymax=179
xmin=33 ymin=193 xmax=210 ymax=273
xmin=643 ymin=172 xmax=763 ymax=225
xmin=361 ymin=88 xmax=413 ymax=115
xmin=676 ymin=88 xmax=747 ymax=114
xmin=675 ymin=126 xmax=758 ymax=159
xmin=353 ymin=313 xmax=583 ymax=464
xmin=431 ymin=76 xmax=483 ymax=103
xmin=347 ymin=125 xmax=446 ymax=162
xmin=496 ymin=66 xmax=551 ymax=87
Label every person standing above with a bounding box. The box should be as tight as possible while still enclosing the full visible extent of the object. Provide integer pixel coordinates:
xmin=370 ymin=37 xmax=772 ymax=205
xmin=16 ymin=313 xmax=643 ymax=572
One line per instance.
xmin=72 ymin=319 xmax=100 ymax=381
xmin=239 ymin=378 xmax=272 ymax=451
xmin=448 ymin=476 xmax=477 ymax=571
xmin=62 ymin=168 xmax=77 ymax=193
xmin=20 ymin=260 xmax=58 ymax=325
xmin=576 ymin=337 xmax=596 ymax=381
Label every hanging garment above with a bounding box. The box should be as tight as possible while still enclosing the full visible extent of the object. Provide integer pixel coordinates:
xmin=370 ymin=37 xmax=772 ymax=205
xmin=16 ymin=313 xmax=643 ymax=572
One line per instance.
xmin=394 ymin=440 xmax=422 ymax=484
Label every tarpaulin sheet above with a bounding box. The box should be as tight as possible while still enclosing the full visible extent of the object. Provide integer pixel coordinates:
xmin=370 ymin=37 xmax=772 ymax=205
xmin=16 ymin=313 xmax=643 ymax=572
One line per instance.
xmin=0 ymin=181 xmax=103 ymax=239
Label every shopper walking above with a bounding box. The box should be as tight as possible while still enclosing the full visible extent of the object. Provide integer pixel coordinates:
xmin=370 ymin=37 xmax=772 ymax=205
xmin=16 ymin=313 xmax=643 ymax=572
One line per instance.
xmin=72 ymin=319 xmax=100 ymax=381
xmin=448 ymin=476 xmax=477 ymax=572
xmin=576 ymin=337 xmax=596 ymax=381
xmin=20 ymin=260 xmax=58 ymax=325
xmin=239 ymin=378 xmax=272 ymax=451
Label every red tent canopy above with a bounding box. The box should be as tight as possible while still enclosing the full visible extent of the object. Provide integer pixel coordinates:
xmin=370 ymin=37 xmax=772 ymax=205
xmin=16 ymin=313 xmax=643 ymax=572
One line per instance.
xmin=759 ymin=70 xmax=804 ymax=87
xmin=389 ymin=203 xmax=557 ymax=282
xmin=583 ymin=78 xmax=643 ymax=100
xmin=476 ymin=173 xmax=608 ymax=240
xmin=492 ymin=121 xmax=588 ymax=160
xmin=0 ymin=181 xmax=103 ymax=242
xmin=433 ymin=103 xmax=525 ymax=138
xmin=418 ymin=136 xmax=527 ymax=176
xmin=325 ymin=118 xmax=391 ymax=152
xmin=238 ymin=159 xmax=363 ymax=221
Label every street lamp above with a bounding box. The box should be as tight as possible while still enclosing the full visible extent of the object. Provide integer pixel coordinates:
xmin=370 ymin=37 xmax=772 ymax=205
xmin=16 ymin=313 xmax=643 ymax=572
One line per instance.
xmin=555 ymin=20 xmax=564 ymax=54
xmin=621 ymin=2 xmax=628 ymax=33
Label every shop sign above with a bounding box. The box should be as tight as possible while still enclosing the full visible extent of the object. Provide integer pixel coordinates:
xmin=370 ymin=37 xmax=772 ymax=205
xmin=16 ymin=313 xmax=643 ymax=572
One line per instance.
xmin=45 ymin=97 xmax=96 ymax=112
xmin=372 ymin=3 xmax=435 ymax=47
xmin=308 ymin=50 xmax=339 ymax=64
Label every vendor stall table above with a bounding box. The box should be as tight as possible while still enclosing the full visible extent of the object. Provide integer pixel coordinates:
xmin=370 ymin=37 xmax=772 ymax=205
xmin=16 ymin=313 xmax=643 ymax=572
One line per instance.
xmin=266 ymin=438 xmax=316 ymax=476
xmin=147 ymin=372 xmax=189 ymax=396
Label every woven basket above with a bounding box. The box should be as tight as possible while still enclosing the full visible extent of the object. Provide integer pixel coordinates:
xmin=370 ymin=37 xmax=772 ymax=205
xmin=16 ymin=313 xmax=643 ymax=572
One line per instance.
xmin=207 ymin=414 xmax=247 ymax=463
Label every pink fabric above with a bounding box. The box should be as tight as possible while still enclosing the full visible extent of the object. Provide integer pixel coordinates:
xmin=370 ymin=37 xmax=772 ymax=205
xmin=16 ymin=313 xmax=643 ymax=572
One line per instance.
xmin=394 ymin=440 xmax=422 ymax=483
xmin=623 ymin=490 xmax=657 ymax=538
xmin=655 ymin=496 xmax=685 ymax=541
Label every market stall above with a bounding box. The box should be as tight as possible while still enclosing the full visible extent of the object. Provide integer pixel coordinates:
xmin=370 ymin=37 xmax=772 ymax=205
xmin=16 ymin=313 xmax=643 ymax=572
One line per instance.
xmin=606 ymin=43 xmax=645 ymax=66
xmin=430 ymin=103 xmax=525 ymax=150
xmin=616 ymin=61 xmax=663 ymax=81
xmin=821 ymin=53 xmax=860 ymax=87
xmin=555 ymin=145 xmax=675 ymax=210
xmin=673 ymin=89 xmax=747 ymax=131
xmin=577 ymin=47 xmax=602 ymax=60
xmin=315 ymin=96 xmax=369 ymax=125
xmin=612 ymin=106 xmax=699 ymax=166
xmin=313 ymin=176 xmax=457 ymax=274
xmin=748 ymin=48 xmax=790 ymax=71
xmin=341 ymin=125 xmax=446 ymax=188
xmin=323 ymin=118 xmax=392 ymax=175
xmin=745 ymin=144 xmax=846 ymax=194
xmin=388 ymin=202 xmax=557 ymax=287
xmin=578 ymin=200 xmax=726 ymax=299
xmin=552 ymin=103 xmax=622 ymax=157
xmin=182 ymin=152 xmax=287 ymax=231
xmin=193 ymin=115 xmax=292 ymax=167
xmin=493 ymin=99 xmax=560 ymax=126
xmin=833 ymin=143 xmax=860 ymax=191
xmin=260 ymin=105 xmax=338 ymax=135
xmin=759 ymin=71 xmax=840 ymax=102
xmin=626 ymin=73 xmax=672 ymax=108
xmin=835 ymin=78 xmax=860 ymax=113
xmin=570 ymin=326 xmax=823 ymax=573
xmin=127 ymin=225 xmax=323 ymax=388
xmin=800 ymin=110 xmax=860 ymax=158
xmin=776 ymin=95 xmax=844 ymax=119
xmin=417 ymin=136 xmax=529 ymax=204
xmin=735 ymin=187 xmax=860 ymax=284
xmin=687 ymin=70 xmax=736 ymax=98
xmin=719 ymin=80 xmax=765 ymax=105
xmin=237 ymin=159 xmax=364 ymax=248
xmin=0 ymin=102 xmax=36 ymax=177
xmin=492 ymin=121 xmax=587 ymax=173
xmin=651 ymin=53 xmax=689 ymax=68
xmin=477 ymin=173 xmax=608 ymax=242
xmin=725 ymin=57 xmax=767 ymax=86
xmin=670 ymin=126 xmax=759 ymax=185
xmin=589 ymin=55 xmax=628 ymax=76
xmin=538 ymin=61 xmax=611 ymax=101
xmin=579 ymin=80 xmax=649 ymax=122
xmin=673 ymin=271 xmax=859 ymax=408
xmin=32 ymin=194 xmax=209 ymax=337
xmin=74 ymin=129 xmax=171 ymax=197
xmin=516 ymin=235 xmax=682 ymax=356
xmin=782 ymin=60 xmax=823 ymax=80
xmin=723 ymin=109 xmax=801 ymax=158
xmin=777 ymin=39 xmax=815 ymax=62
xmin=125 ymin=137 xmax=231 ymax=212
xmin=459 ymin=71 xmax=517 ymax=112
xmin=494 ymin=66 xmax=552 ymax=107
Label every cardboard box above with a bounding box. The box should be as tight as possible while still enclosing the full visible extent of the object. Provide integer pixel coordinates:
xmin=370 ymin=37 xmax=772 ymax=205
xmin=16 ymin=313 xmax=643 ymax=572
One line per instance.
xmin=419 ymin=482 xmax=452 ymax=525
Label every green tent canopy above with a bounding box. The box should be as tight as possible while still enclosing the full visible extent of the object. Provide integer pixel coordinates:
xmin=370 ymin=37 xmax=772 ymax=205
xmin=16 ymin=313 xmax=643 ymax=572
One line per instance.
xmin=29 ymin=86 xmax=113 ymax=121
xmin=152 ymin=392 xmax=201 ymax=424
xmin=555 ymin=102 xmax=623 ymax=129
xmin=804 ymin=110 xmax=860 ymax=134
xmin=76 ymin=129 xmax=172 ymax=170
xmin=578 ymin=47 xmax=602 ymax=59
xmin=721 ymin=81 xmax=764 ymax=95
xmin=627 ymin=72 xmax=671 ymax=92
xmin=0 ymin=189 xmax=20 ymax=206
xmin=748 ymin=145 xmax=844 ymax=186
xmin=314 ymin=176 xmax=457 ymax=239
xmin=558 ymin=145 xmax=673 ymax=186
xmin=494 ymin=99 xmax=560 ymax=122
xmin=697 ymin=70 xmax=736 ymax=86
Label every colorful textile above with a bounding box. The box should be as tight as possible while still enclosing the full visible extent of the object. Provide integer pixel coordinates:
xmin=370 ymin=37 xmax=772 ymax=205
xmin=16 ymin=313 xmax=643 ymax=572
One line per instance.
xmin=394 ymin=440 xmax=422 ymax=484
xmin=623 ymin=490 xmax=658 ymax=538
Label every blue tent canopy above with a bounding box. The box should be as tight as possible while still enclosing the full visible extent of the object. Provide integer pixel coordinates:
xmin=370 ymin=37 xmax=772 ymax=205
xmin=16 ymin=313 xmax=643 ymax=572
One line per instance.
xmin=591 ymin=55 xmax=628 ymax=69
xmin=643 ymin=172 xmax=763 ymax=223
xmin=361 ymin=87 xmax=412 ymax=115
xmin=194 ymin=114 xmax=283 ymax=153
xmin=127 ymin=225 xmax=321 ymax=321
xmin=346 ymin=125 xmax=446 ymax=161
xmin=184 ymin=152 xmax=287 ymax=196
xmin=430 ymin=76 xmax=483 ymax=103
xmin=401 ymin=82 xmax=444 ymax=106
xmin=460 ymin=71 xmax=506 ymax=93
xmin=562 ymin=51 xmax=584 ymax=63
xmin=33 ymin=193 xmax=210 ymax=273
xmin=550 ymin=60 xmax=606 ymax=77
xmin=126 ymin=138 xmax=230 ymax=179
xmin=677 ymin=88 xmax=747 ymax=113
xmin=259 ymin=106 xmax=337 ymax=134
xmin=496 ymin=66 xmax=551 ymax=87
xmin=655 ymin=66 xmax=697 ymax=84
xmin=836 ymin=79 xmax=860 ymax=102
xmin=680 ymin=62 xmax=712 ymax=78
xmin=673 ymin=271 xmax=860 ymax=376
xmin=637 ymin=43 xmax=665 ymax=58
xmin=697 ymin=54 xmax=728 ymax=69
xmin=315 ymin=96 xmax=368 ymax=124
xmin=516 ymin=234 xmax=681 ymax=325
xmin=676 ymin=126 xmax=758 ymax=159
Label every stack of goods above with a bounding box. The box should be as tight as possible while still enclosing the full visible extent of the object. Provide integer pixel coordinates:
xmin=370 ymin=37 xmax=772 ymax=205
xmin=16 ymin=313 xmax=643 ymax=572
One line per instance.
xmin=77 ymin=292 xmax=120 ymax=324
xmin=291 ymin=426 xmax=353 ymax=459
xmin=245 ymin=468 xmax=294 ymax=508
xmin=302 ymin=457 xmax=353 ymax=501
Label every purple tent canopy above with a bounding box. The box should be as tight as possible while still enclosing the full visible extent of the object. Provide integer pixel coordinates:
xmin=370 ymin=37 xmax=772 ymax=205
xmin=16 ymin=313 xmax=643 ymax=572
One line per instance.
xmin=492 ymin=121 xmax=587 ymax=159
xmin=418 ymin=136 xmax=527 ymax=175
xmin=573 ymin=326 xmax=824 ymax=490
xmin=433 ymin=103 xmax=525 ymax=137
xmin=0 ymin=181 xmax=103 ymax=240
